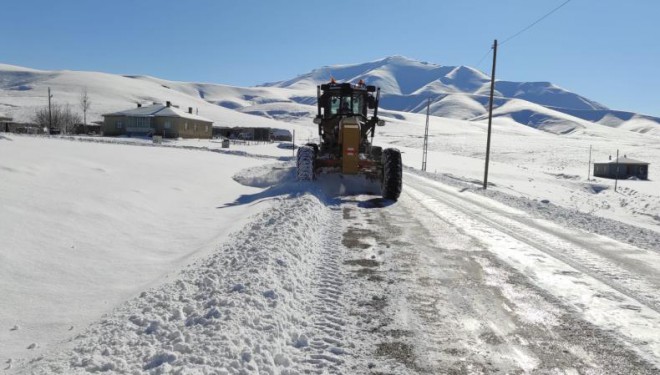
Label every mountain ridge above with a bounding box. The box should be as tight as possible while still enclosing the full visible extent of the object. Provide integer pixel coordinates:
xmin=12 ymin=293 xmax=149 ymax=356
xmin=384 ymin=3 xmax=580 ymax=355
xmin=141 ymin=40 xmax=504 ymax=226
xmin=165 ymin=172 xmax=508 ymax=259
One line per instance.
xmin=261 ymin=55 xmax=657 ymax=134
xmin=1 ymin=57 xmax=659 ymax=136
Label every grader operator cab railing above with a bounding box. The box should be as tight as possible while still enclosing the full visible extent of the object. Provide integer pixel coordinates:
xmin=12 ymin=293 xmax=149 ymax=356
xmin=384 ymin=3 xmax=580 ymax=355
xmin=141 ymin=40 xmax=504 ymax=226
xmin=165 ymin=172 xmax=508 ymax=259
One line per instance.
xmin=297 ymin=79 xmax=402 ymax=200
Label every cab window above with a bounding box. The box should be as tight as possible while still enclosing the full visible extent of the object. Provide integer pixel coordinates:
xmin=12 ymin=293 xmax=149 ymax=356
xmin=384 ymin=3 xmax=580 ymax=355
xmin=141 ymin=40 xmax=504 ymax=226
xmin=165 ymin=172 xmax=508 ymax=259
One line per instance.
xmin=327 ymin=95 xmax=364 ymax=116
xmin=352 ymin=95 xmax=363 ymax=115
xmin=328 ymin=96 xmax=340 ymax=116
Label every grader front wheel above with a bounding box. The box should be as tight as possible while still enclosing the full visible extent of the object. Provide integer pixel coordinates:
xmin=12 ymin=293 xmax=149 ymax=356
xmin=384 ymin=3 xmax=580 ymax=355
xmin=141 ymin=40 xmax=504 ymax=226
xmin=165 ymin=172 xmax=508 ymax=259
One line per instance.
xmin=381 ymin=148 xmax=402 ymax=200
xmin=296 ymin=145 xmax=315 ymax=181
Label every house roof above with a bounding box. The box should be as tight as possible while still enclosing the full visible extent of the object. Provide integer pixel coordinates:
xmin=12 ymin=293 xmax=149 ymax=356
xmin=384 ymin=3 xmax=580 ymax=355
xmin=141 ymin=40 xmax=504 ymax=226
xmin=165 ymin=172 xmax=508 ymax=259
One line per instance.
xmin=595 ymin=156 xmax=649 ymax=165
xmin=103 ymin=104 xmax=212 ymax=123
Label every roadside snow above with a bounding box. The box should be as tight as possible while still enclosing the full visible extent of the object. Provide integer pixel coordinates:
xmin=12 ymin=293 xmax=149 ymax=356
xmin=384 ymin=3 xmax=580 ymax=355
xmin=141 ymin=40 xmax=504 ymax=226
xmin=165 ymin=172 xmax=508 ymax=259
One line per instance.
xmin=406 ymin=167 xmax=660 ymax=253
xmin=0 ymin=136 xmax=270 ymax=367
xmin=25 ymin=193 xmax=340 ymax=374
xmin=373 ymin=110 xmax=660 ymax=233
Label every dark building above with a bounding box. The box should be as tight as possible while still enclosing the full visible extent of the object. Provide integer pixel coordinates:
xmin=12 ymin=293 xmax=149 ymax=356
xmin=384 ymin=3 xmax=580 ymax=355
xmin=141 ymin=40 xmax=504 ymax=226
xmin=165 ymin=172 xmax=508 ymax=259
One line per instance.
xmin=1 ymin=117 xmax=44 ymax=134
xmin=72 ymin=123 xmax=102 ymax=135
xmin=271 ymin=128 xmax=292 ymax=141
xmin=594 ymin=156 xmax=649 ymax=180
xmin=213 ymin=127 xmax=282 ymax=141
xmin=1 ymin=114 xmax=12 ymax=132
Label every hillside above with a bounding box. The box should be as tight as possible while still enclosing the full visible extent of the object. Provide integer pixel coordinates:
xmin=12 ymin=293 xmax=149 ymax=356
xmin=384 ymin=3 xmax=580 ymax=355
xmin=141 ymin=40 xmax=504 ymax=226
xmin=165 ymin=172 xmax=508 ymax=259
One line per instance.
xmin=0 ymin=63 xmax=290 ymax=130
xmin=1 ymin=57 xmax=660 ymax=136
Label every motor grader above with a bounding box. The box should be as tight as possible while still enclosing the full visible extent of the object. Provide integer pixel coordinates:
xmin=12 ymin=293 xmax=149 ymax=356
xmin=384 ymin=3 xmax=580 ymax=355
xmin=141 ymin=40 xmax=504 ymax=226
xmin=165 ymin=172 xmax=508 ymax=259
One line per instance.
xmin=296 ymin=80 xmax=402 ymax=200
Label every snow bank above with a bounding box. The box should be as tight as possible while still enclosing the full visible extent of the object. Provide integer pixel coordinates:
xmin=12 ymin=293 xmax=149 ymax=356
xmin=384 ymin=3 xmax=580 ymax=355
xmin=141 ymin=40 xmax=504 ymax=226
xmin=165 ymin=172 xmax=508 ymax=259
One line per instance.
xmin=25 ymin=193 xmax=339 ymax=374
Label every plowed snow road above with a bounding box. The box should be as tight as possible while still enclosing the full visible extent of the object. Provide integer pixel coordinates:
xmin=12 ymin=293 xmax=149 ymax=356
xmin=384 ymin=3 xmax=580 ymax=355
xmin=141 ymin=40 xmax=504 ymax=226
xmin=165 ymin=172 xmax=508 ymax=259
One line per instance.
xmin=333 ymin=171 xmax=660 ymax=373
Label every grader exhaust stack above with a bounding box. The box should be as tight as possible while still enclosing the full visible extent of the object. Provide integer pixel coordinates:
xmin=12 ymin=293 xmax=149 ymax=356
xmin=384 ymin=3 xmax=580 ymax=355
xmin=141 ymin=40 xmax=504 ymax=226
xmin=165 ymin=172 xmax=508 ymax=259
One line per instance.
xmin=296 ymin=80 xmax=402 ymax=200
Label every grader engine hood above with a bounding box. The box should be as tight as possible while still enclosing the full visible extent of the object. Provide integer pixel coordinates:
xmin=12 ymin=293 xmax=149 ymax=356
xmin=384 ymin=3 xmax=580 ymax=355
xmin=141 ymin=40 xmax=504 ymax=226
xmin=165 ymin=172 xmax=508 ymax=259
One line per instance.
xmin=339 ymin=117 xmax=361 ymax=175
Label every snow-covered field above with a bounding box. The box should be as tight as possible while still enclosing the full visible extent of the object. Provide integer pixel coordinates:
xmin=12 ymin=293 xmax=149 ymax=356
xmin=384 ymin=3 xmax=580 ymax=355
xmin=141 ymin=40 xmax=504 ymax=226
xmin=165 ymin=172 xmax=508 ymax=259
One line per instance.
xmin=0 ymin=136 xmax=273 ymax=369
xmin=374 ymin=110 xmax=660 ymax=232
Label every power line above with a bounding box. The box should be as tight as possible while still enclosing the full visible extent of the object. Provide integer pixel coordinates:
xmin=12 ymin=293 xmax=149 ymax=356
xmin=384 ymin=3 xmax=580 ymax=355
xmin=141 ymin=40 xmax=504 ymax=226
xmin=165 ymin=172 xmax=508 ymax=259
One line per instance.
xmin=500 ymin=0 xmax=573 ymax=46
xmin=475 ymin=48 xmax=493 ymax=71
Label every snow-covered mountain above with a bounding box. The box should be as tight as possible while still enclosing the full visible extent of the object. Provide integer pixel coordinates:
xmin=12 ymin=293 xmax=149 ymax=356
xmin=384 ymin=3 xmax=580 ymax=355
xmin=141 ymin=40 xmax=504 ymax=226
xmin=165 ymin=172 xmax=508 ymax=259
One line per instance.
xmin=263 ymin=55 xmax=604 ymax=110
xmin=263 ymin=55 xmax=660 ymax=135
xmin=1 ymin=56 xmax=660 ymax=136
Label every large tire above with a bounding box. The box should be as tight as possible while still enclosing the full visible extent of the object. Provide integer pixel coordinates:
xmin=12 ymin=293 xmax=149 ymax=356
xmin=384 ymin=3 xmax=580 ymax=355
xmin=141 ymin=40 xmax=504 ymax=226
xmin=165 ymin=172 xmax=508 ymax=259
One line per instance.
xmin=381 ymin=148 xmax=402 ymax=200
xmin=296 ymin=145 xmax=315 ymax=181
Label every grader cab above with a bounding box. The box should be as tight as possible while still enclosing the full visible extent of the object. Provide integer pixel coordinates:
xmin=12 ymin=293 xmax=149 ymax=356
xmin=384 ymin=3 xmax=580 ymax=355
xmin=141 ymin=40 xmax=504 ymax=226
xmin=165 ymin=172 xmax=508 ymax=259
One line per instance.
xmin=296 ymin=80 xmax=402 ymax=200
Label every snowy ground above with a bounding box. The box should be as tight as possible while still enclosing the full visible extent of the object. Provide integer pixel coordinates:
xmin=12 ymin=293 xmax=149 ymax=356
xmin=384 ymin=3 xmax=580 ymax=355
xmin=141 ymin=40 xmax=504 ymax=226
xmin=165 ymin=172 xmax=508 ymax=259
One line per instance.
xmin=372 ymin=111 xmax=660 ymax=233
xmin=0 ymin=136 xmax=272 ymax=369
xmin=12 ymin=154 xmax=659 ymax=374
xmin=2 ymin=132 xmax=659 ymax=374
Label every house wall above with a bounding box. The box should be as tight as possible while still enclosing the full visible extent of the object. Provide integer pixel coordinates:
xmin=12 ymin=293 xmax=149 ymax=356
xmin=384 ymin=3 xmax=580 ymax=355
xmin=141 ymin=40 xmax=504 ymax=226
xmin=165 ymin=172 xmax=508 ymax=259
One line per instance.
xmin=102 ymin=115 xmax=127 ymax=136
xmin=626 ymin=164 xmax=648 ymax=180
xmin=103 ymin=115 xmax=212 ymax=139
xmin=153 ymin=117 xmax=212 ymax=139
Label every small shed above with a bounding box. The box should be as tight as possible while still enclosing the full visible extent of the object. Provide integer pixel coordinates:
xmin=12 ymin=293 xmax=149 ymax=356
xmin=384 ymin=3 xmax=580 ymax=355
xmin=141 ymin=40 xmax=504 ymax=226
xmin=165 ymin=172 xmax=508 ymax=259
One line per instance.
xmin=72 ymin=123 xmax=102 ymax=135
xmin=271 ymin=128 xmax=292 ymax=142
xmin=213 ymin=127 xmax=276 ymax=142
xmin=593 ymin=156 xmax=649 ymax=180
xmin=0 ymin=114 xmax=12 ymax=132
xmin=2 ymin=122 xmax=44 ymax=134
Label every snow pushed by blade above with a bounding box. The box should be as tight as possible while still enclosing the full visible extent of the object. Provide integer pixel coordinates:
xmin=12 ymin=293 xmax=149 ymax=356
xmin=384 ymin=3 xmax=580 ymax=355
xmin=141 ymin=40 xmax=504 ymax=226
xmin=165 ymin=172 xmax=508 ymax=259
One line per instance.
xmin=27 ymin=194 xmax=344 ymax=374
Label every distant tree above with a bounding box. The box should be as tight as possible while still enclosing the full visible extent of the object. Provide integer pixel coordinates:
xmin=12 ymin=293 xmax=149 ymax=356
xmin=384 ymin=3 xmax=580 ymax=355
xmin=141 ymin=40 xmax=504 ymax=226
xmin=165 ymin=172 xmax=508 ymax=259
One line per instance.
xmin=33 ymin=103 xmax=81 ymax=134
xmin=79 ymin=88 xmax=91 ymax=125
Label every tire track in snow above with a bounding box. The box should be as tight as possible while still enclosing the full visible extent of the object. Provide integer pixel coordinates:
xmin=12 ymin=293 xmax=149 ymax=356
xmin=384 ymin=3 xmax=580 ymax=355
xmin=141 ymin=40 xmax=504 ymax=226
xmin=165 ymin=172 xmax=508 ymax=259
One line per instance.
xmin=335 ymin=185 xmax=659 ymax=373
xmin=371 ymin=194 xmax=567 ymax=373
xmin=407 ymin=173 xmax=660 ymax=313
xmin=404 ymin=172 xmax=660 ymax=368
xmin=303 ymin=204 xmax=350 ymax=373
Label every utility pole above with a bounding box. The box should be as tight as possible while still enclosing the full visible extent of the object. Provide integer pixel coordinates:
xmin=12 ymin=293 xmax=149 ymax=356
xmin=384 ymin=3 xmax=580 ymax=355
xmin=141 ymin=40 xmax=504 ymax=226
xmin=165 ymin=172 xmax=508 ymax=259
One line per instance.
xmin=422 ymin=98 xmax=430 ymax=171
xmin=587 ymin=145 xmax=592 ymax=181
xmin=48 ymin=87 xmax=53 ymax=134
xmin=483 ymin=39 xmax=498 ymax=190
xmin=292 ymin=129 xmax=295 ymax=157
xmin=614 ymin=149 xmax=619 ymax=192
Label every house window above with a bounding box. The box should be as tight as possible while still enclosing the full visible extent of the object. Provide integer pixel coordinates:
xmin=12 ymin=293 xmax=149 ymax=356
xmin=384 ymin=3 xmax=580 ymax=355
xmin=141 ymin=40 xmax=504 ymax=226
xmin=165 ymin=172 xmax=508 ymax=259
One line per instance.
xmin=185 ymin=123 xmax=188 ymax=130
xmin=135 ymin=117 xmax=150 ymax=128
xmin=205 ymin=125 xmax=209 ymax=132
xmin=164 ymin=121 xmax=171 ymax=129
xmin=116 ymin=121 xmax=123 ymax=129
xmin=194 ymin=124 xmax=197 ymax=131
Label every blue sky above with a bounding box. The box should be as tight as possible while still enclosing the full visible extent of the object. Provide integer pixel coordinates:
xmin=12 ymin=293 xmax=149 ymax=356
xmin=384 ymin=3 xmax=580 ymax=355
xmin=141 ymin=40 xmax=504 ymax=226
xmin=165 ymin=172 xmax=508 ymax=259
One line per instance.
xmin=1 ymin=0 xmax=658 ymax=116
